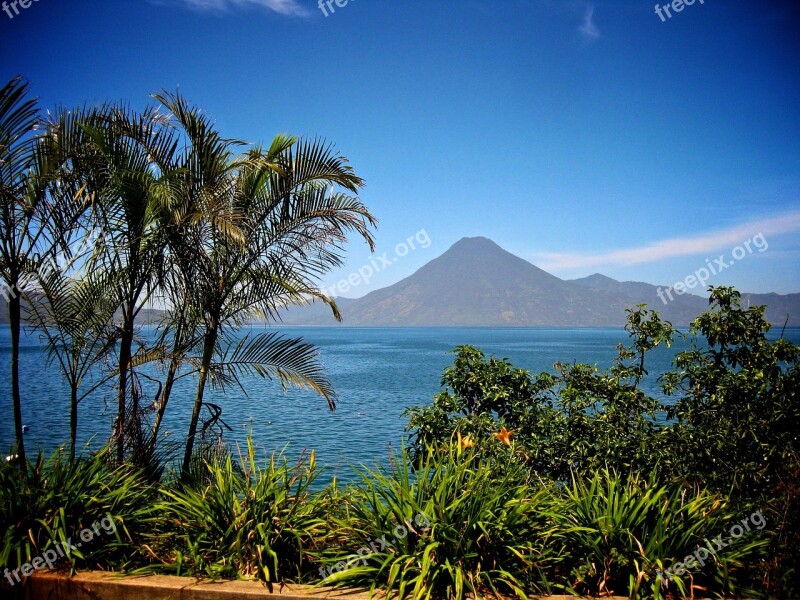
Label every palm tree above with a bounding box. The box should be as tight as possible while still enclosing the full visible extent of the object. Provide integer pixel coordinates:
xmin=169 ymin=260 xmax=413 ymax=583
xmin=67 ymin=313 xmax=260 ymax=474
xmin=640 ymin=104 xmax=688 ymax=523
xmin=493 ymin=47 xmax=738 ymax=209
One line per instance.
xmin=125 ymin=93 xmax=375 ymax=477
xmin=25 ymin=268 xmax=118 ymax=460
xmin=158 ymin=101 xmax=376 ymax=478
xmin=145 ymin=90 xmax=244 ymax=448
xmin=148 ymin=276 xmax=202 ymax=448
xmin=0 ymin=77 xmax=86 ymax=466
xmin=23 ymin=88 xmax=376 ymax=477
xmin=46 ymin=92 xmax=245 ymax=463
xmin=73 ymin=104 xmax=181 ymax=463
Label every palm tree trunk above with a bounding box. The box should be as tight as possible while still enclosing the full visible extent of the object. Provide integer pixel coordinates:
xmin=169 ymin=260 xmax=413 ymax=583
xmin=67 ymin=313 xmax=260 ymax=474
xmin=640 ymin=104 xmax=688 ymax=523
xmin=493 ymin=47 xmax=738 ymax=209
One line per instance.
xmin=116 ymin=322 xmax=134 ymax=463
xmin=69 ymin=386 xmax=78 ymax=462
xmin=152 ymin=315 xmax=186 ymax=445
xmin=181 ymin=327 xmax=217 ymax=480
xmin=8 ymin=285 xmax=27 ymax=469
xmin=152 ymin=363 xmax=175 ymax=448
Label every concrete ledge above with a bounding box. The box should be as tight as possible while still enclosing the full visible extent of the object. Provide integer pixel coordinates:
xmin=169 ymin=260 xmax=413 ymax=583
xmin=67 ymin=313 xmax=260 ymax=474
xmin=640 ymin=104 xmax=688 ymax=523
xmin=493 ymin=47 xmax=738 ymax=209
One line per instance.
xmin=10 ymin=572 xmax=369 ymax=600
xmin=7 ymin=571 xmax=631 ymax=599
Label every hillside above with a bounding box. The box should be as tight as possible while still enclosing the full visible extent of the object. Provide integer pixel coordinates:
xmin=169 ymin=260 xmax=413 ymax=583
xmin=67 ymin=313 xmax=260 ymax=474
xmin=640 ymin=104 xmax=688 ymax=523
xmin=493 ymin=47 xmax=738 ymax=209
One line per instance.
xmin=279 ymin=237 xmax=800 ymax=327
xmin=6 ymin=238 xmax=797 ymax=328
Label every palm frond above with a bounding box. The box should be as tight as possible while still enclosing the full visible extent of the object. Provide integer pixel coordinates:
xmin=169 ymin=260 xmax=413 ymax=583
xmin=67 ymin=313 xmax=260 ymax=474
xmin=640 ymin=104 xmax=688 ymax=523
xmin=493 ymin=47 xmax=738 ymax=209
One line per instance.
xmin=0 ymin=76 xmax=39 ymax=192
xmin=214 ymin=332 xmax=335 ymax=409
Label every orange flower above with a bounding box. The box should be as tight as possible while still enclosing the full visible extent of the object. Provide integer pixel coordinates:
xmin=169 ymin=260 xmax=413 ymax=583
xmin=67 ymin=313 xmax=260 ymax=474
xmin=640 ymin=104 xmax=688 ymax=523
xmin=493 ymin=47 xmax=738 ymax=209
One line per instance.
xmin=457 ymin=431 xmax=475 ymax=450
xmin=494 ymin=426 xmax=513 ymax=446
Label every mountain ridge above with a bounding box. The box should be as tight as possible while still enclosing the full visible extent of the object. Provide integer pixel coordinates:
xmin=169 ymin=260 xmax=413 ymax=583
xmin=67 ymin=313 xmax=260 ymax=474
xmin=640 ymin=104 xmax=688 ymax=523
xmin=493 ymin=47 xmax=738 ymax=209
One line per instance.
xmin=278 ymin=237 xmax=800 ymax=327
xmin=4 ymin=237 xmax=797 ymax=327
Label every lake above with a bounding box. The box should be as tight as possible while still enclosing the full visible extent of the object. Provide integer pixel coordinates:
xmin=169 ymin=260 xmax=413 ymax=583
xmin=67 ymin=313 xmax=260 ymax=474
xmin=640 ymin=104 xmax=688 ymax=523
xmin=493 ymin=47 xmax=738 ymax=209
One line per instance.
xmin=2 ymin=325 xmax=798 ymax=484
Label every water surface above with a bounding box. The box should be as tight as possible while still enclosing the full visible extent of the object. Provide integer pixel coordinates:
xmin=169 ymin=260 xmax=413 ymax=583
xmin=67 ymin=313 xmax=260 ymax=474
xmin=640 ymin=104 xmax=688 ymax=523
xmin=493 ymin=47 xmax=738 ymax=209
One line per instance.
xmin=2 ymin=325 xmax=797 ymax=483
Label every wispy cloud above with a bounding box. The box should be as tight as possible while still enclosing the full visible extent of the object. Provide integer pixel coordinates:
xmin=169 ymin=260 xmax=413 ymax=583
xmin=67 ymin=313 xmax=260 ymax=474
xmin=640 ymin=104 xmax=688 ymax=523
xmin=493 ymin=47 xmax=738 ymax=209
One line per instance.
xmin=167 ymin=0 xmax=309 ymax=17
xmin=579 ymin=5 xmax=600 ymax=41
xmin=533 ymin=211 xmax=800 ymax=271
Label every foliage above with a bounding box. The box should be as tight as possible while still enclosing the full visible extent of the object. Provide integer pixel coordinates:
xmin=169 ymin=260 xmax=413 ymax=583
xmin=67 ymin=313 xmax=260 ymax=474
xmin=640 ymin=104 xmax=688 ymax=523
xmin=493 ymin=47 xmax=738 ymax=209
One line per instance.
xmin=314 ymin=443 xmax=559 ymax=599
xmin=0 ymin=447 xmax=155 ymax=575
xmin=548 ymin=469 xmax=768 ymax=599
xmin=137 ymin=438 xmax=328 ymax=588
xmin=405 ymin=306 xmax=676 ymax=481
xmin=0 ymin=76 xmax=88 ymax=466
xmin=24 ymin=267 xmax=118 ymax=460
xmin=2 ymin=77 xmax=376 ymax=482
xmin=0 ymin=443 xmax=775 ymax=600
xmin=158 ymin=113 xmax=377 ymax=478
xmin=663 ymin=287 xmax=800 ymax=496
xmin=406 ymin=288 xmax=800 ymax=597
xmin=661 ymin=286 xmax=800 ymax=595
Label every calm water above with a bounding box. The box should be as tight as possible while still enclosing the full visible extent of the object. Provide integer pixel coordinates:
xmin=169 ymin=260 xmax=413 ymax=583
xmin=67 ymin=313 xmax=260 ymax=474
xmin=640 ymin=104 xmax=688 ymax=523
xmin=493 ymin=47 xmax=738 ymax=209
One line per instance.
xmin=2 ymin=325 xmax=798 ymax=484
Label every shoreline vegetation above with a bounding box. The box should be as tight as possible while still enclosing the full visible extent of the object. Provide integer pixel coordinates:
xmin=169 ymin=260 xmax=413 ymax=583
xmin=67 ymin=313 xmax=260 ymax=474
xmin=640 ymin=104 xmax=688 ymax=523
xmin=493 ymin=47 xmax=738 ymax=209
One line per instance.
xmin=2 ymin=78 xmax=799 ymax=598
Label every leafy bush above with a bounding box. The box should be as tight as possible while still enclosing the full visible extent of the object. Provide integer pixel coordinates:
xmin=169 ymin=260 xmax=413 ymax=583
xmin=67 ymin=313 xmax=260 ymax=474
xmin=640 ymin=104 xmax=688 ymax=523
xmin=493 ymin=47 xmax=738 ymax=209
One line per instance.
xmin=663 ymin=288 xmax=799 ymax=495
xmin=405 ymin=306 xmax=676 ymax=481
xmin=314 ymin=443 xmax=560 ymax=599
xmin=662 ymin=287 xmax=800 ymax=595
xmin=138 ymin=439 xmax=328 ymax=587
xmin=547 ymin=469 xmax=768 ymax=599
xmin=406 ymin=287 xmax=800 ymax=597
xmin=0 ymin=448 xmax=154 ymax=576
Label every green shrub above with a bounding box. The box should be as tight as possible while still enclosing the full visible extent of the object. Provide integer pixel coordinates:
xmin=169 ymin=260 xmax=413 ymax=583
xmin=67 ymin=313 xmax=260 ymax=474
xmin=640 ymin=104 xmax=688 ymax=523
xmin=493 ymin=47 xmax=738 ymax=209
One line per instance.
xmin=661 ymin=287 xmax=800 ymax=595
xmin=547 ymin=469 xmax=768 ymax=599
xmin=405 ymin=307 xmax=676 ymax=483
xmin=0 ymin=447 xmax=155 ymax=577
xmin=139 ymin=438 xmax=328 ymax=587
xmin=663 ymin=288 xmax=800 ymax=497
xmin=407 ymin=287 xmax=800 ymax=597
xmin=314 ymin=443 xmax=560 ymax=599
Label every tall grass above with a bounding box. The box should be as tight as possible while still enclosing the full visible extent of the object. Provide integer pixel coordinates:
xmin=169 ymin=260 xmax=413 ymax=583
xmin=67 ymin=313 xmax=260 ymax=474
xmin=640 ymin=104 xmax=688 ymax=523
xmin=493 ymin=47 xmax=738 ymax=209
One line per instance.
xmin=547 ymin=469 xmax=769 ymax=599
xmin=314 ymin=444 xmax=560 ymax=599
xmin=0 ymin=447 xmax=155 ymax=575
xmin=137 ymin=438 xmax=330 ymax=588
xmin=0 ymin=442 xmax=772 ymax=599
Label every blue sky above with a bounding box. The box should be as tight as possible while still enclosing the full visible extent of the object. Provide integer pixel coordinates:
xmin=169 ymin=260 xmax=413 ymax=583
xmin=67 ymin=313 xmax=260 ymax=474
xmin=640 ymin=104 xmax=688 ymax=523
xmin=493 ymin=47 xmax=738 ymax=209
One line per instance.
xmin=2 ymin=0 xmax=799 ymax=296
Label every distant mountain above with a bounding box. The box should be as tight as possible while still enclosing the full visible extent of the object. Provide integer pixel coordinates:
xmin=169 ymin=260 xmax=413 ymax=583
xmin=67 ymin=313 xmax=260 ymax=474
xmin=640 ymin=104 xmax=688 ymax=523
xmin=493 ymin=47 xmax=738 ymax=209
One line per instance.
xmin=5 ymin=238 xmax=797 ymax=328
xmin=738 ymin=293 xmax=800 ymax=327
xmin=570 ymin=273 xmax=799 ymax=327
xmin=274 ymin=297 xmax=357 ymax=326
xmin=0 ymin=297 xmax=164 ymax=326
xmin=279 ymin=237 xmax=800 ymax=327
xmin=570 ymin=273 xmax=708 ymax=324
